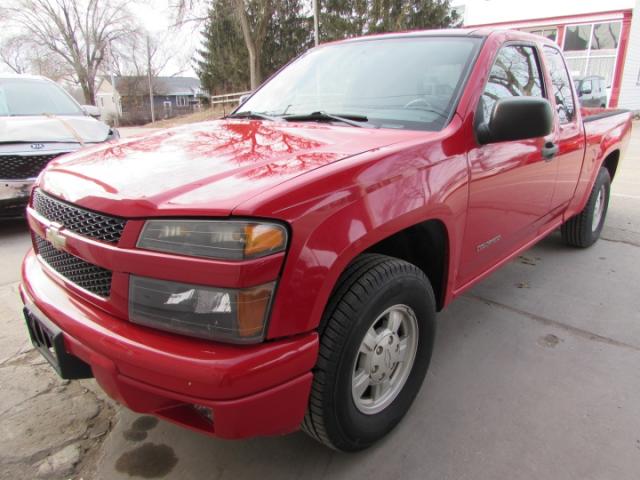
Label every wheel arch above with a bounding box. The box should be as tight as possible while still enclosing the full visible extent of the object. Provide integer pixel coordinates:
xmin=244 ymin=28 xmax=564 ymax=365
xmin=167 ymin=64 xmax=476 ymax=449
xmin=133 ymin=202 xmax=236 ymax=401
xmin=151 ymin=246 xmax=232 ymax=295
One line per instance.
xmin=602 ymin=149 xmax=620 ymax=181
xmin=363 ymin=219 xmax=449 ymax=311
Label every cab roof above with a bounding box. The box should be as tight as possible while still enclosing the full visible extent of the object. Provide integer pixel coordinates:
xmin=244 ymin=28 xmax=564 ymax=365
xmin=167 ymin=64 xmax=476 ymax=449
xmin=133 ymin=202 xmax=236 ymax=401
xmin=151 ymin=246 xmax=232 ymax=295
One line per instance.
xmin=330 ymin=27 xmax=555 ymax=47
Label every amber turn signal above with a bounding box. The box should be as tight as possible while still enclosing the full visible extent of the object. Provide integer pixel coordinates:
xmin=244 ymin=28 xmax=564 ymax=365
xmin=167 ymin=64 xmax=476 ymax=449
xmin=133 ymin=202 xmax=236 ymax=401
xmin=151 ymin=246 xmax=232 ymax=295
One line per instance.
xmin=244 ymin=224 xmax=287 ymax=258
xmin=238 ymin=283 xmax=275 ymax=337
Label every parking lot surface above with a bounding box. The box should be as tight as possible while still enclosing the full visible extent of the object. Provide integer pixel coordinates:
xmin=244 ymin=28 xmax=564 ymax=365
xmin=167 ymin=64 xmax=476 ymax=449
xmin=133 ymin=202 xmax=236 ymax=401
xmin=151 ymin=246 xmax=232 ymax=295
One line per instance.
xmin=1 ymin=125 xmax=639 ymax=479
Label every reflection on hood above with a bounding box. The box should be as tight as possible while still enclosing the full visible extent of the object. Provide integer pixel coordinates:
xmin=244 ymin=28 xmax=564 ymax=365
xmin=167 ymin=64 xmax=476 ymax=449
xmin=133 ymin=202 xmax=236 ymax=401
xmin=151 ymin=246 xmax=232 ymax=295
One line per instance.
xmin=0 ymin=115 xmax=110 ymax=143
xmin=39 ymin=119 xmax=422 ymax=217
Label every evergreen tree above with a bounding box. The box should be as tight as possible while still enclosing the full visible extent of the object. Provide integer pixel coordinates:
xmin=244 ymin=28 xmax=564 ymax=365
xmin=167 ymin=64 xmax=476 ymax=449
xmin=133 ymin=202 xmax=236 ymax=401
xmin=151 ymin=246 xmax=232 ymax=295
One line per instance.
xmin=262 ymin=0 xmax=313 ymax=79
xmin=197 ymin=0 xmax=458 ymax=94
xmin=320 ymin=0 xmax=458 ymax=41
xmin=196 ymin=0 xmax=249 ymax=94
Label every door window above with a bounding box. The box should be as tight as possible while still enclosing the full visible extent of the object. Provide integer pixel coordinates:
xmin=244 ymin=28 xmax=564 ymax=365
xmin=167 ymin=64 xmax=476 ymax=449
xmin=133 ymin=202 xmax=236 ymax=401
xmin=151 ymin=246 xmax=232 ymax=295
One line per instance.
xmin=478 ymin=45 xmax=544 ymax=124
xmin=543 ymin=46 xmax=576 ymax=124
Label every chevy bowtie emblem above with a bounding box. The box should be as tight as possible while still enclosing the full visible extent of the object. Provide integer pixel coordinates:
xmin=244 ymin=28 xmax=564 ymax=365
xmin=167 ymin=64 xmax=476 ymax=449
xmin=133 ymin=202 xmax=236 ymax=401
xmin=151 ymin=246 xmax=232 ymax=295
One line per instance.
xmin=45 ymin=223 xmax=67 ymax=250
xmin=30 ymin=143 xmax=45 ymax=150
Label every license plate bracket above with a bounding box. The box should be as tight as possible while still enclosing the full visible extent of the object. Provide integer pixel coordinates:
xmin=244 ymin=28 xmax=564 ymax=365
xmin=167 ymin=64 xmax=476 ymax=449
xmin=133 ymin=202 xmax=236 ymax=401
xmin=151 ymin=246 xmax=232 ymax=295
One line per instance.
xmin=23 ymin=308 xmax=93 ymax=379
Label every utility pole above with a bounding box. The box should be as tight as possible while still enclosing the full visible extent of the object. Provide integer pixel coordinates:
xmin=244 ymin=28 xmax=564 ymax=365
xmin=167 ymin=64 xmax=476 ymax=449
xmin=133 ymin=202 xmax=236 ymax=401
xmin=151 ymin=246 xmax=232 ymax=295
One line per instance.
xmin=313 ymin=0 xmax=319 ymax=46
xmin=108 ymin=42 xmax=119 ymax=127
xmin=146 ymin=34 xmax=155 ymax=123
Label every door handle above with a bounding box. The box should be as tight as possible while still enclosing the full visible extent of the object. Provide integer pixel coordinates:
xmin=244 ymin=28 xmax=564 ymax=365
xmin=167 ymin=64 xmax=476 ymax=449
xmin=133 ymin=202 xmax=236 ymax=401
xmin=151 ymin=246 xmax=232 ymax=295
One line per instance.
xmin=542 ymin=141 xmax=558 ymax=161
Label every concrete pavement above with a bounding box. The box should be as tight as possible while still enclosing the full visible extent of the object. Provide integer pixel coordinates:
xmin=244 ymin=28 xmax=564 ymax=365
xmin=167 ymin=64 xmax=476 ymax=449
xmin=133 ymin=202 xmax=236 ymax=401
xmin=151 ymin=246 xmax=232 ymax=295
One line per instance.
xmin=1 ymin=126 xmax=639 ymax=479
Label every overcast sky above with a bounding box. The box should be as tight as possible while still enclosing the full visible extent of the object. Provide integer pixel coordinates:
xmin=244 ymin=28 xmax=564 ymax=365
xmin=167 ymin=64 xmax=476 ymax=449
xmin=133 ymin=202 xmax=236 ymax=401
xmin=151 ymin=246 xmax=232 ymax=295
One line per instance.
xmin=0 ymin=0 xmax=203 ymax=77
xmin=128 ymin=0 xmax=203 ymax=77
xmin=4 ymin=0 xmax=635 ymax=78
xmin=452 ymin=0 xmax=635 ymax=25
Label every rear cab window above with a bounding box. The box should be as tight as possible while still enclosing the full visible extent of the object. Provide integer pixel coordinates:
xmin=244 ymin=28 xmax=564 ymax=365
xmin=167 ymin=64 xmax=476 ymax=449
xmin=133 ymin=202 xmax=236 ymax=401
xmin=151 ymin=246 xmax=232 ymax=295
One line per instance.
xmin=542 ymin=46 xmax=576 ymax=124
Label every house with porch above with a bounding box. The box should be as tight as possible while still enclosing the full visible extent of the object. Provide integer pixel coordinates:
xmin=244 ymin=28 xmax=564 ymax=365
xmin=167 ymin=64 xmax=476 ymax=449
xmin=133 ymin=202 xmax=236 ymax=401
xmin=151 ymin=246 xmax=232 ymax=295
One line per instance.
xmin=96 ymin=76 xmax=209 ymax=124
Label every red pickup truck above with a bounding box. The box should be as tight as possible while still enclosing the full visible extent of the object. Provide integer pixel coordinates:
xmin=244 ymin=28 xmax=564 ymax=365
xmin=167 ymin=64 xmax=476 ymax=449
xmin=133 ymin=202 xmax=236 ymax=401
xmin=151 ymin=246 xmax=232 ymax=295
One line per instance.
xmin=20 ymin=29 xmax=631 ymax=451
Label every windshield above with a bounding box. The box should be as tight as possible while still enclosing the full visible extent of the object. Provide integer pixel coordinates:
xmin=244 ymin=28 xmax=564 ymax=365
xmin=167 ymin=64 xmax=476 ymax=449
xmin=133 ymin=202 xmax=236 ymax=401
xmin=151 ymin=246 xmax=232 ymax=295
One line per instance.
xmin=237 ymin=36 xmax=481 ymax=131
xmin=0 ymin=78 xmax=84 ymax=116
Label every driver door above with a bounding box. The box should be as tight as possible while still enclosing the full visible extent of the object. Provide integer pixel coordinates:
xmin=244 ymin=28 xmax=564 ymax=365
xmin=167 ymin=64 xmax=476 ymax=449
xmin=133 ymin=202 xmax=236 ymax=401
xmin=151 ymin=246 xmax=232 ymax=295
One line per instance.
xmin=456 ymin=43 xmax=557 ymax=288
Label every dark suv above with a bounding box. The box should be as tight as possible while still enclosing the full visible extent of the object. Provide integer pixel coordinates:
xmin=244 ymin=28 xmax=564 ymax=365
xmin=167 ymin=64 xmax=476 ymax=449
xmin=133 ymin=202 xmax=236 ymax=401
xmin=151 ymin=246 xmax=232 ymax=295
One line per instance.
xmin=574 ymin=75 xmax=607 ymax=108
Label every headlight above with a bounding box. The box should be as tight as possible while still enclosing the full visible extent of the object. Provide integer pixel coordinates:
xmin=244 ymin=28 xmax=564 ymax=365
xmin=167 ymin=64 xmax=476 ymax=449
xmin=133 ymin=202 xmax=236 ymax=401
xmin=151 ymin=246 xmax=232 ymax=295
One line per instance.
xmin=129 ymin=275 xmax=275 ymax=343
xmin=137 ymin=220 xmax=287 ymax=260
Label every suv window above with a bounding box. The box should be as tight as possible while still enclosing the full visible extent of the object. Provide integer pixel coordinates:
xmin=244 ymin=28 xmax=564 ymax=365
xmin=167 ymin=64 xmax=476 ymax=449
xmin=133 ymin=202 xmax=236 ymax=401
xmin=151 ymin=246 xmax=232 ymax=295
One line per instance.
xmin=543 ymin=46 xmax=576 ymax=124
xmin=478 ymin=45 xmax=544 ymax=124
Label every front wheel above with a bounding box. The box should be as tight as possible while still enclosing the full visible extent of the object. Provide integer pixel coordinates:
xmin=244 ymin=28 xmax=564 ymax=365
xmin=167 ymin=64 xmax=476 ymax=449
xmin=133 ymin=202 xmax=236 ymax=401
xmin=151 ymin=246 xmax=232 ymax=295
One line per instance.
xmin=561 ymin=167 xmax=611 ymax=248
xmin=301 ymin=254 xmax=436 ymax=451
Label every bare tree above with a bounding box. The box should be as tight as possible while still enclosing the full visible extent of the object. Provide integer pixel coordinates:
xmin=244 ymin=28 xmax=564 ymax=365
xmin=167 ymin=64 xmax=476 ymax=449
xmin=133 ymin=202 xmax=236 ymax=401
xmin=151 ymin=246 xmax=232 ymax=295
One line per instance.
xmin=0 ymin=34 xmax=73 ymax=80
xmin=0 ymin=36 xmax=30 ymax=73
xmin=116 ymin=30 xmax=177 ymax=79
xmin=172 ymin=0 xmax=274 ymax=89
xmin=171 ymin=0 xmax=209 ymax=26
xmin=232 ymin=0 xmax=273 ymax=89
xmin=2 ymin=0 xmax=135 ymax=104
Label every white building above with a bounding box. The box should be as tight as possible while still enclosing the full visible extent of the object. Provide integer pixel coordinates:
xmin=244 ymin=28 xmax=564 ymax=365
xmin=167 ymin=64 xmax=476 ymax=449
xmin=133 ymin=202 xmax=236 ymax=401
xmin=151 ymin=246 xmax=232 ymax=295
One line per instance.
xmin=453 ymin=0 xmax=640 ymax=110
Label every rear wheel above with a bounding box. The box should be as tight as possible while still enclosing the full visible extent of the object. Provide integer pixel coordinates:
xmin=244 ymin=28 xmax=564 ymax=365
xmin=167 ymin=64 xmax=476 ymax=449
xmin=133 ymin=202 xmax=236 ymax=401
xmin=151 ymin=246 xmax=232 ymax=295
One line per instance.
xmin=561 ymin=167 xmax=611 ymax=248
xmin=302 ymin=254 xmax=436 ymax=451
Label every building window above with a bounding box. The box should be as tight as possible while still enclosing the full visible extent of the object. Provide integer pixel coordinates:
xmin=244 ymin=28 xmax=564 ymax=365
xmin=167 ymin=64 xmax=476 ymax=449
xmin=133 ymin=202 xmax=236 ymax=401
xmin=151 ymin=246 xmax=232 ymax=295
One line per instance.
xmin=523 ymin=27 xmax=558 ymax=42
xmin=564 ymin=25 xmax=592 ymax=51
xmin=563 ymin=21 xmax=621 ymax=89
xmin=176 ymin=96 xmax=188 ymax=107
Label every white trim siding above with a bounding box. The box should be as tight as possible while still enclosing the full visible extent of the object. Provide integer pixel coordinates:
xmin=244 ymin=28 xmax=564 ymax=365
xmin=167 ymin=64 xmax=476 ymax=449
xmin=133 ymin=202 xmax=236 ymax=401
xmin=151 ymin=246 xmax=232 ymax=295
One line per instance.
xmin=619 ymin=0 xmax=640 ymax=110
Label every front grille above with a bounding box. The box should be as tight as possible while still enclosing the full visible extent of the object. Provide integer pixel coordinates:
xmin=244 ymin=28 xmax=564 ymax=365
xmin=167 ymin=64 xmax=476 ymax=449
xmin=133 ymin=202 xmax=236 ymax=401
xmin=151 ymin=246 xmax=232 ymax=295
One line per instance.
xmin=35 ymin=235 xmax=112 ymax=297
xmin=33 ymin=189 xmax=126 ymax=244
xmin=0 ymin=154 xmax=63 ymax=179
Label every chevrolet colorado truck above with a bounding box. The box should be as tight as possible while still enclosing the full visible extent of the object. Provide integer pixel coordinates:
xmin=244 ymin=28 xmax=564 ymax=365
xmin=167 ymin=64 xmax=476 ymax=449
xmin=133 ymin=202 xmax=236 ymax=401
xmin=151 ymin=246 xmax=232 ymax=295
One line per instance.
xmin=20 ymin=29 xmax=632 ymax=451
xmin=0 ymin=74 xmax=117 ymax=218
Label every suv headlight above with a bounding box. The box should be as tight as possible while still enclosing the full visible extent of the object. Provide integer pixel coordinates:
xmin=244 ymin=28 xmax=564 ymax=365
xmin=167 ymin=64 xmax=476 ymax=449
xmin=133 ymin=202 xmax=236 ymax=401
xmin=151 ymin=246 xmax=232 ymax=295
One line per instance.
xmin=129 ymin=276 xmax=275 ymax=343
xmin=137 ymin=220 xmax=287 ymax=260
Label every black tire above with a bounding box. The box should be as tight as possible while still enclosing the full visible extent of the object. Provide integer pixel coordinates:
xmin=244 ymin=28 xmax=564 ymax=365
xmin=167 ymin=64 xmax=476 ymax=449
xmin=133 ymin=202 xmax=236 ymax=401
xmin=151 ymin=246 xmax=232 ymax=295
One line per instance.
xmin=561 ymin=167 xmax=611 ymax=248
xmin=301 ymin=254 xmax=436 ymax=451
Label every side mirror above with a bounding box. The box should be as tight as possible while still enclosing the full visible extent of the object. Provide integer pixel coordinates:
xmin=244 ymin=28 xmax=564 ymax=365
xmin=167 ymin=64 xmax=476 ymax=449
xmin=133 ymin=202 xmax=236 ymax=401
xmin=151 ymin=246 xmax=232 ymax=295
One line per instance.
xmin=238 ymin=94 xmax=251 ymax=106
xmin=82 ymin=105 xmax=101 ymax=118
xmin=477 ymin=97 xmax=553 ymax=145
xmin=581 ymin=86 xmax=592 ymax=95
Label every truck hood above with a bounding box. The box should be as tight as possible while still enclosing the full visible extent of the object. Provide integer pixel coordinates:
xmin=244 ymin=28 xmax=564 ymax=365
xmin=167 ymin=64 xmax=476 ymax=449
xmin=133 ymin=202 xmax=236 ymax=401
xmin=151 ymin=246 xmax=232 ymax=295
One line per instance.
xmin=0 ymin=115 xmax=110 ymax=144
xmin=39 ymin=120 xmax=420 ymax=217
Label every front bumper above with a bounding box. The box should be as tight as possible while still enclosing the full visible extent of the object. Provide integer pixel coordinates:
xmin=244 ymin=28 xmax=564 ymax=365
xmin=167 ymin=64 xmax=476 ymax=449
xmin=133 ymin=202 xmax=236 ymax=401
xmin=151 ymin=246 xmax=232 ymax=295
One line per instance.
xmin=21 ymin=250 xmax=318 ymax=439
xmin=0 ymin=179 xmax=33 ymax=217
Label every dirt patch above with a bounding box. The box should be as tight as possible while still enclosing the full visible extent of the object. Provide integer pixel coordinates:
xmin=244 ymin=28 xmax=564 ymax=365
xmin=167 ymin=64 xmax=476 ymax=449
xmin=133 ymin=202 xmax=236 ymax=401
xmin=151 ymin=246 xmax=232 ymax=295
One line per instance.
xmin=518 ymin=255 xmax=540 ymax=266
xmin=0 ymin=354 xmax=115 ymax=480
xmin=144 ymin=106 xmax=227 ymax=129
xmin=538 ymin=334 xmax=562 ymax=348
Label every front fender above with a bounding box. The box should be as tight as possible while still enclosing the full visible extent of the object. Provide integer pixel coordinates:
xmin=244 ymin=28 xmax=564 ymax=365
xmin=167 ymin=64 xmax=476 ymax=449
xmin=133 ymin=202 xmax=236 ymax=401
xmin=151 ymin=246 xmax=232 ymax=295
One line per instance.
xmin=240 ymin=140 xmax=469 ymax=339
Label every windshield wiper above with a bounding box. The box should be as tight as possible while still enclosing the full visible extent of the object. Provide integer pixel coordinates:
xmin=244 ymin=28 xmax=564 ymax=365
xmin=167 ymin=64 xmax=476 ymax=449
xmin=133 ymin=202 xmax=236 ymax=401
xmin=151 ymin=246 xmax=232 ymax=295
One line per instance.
xmin=226 ymin=111 xmax=281 ymax=122
xmin=282 ymin=111 xmax=371 ymax=128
